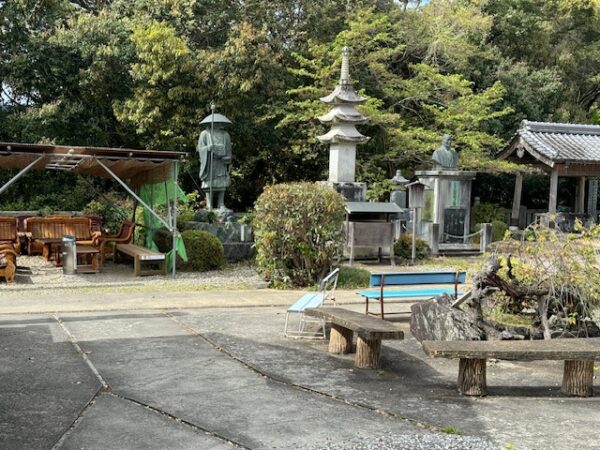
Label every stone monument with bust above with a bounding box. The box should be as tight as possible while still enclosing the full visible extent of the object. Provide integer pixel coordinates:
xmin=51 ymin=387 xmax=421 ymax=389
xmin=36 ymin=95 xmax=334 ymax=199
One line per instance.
xmin=431 ymin=134 xmax=459 ymax=170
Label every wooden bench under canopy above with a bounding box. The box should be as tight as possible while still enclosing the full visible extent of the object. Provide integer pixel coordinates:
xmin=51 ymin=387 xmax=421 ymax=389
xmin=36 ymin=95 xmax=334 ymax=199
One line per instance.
xmin=115 ymin=243 xmax=166 ymax=277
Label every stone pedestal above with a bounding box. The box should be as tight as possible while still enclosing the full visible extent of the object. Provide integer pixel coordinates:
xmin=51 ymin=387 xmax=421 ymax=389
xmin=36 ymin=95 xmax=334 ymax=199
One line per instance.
xmin=183 ymin=222 xmax=254 ymax=261
xmin=415 ymin=170 xmax=476 ymax=244
xmin=329 ymin=142 xmax=357 ymax=182
xmin=322 ymin=181 xmax=366 ymax=202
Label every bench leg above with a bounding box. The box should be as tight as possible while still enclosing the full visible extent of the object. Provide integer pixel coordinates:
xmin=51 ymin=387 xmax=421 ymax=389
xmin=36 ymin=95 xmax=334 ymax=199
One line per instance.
xmin=329 ymin=324 xmax=353 ymax=354
xmin=458 ymin=358 xmax=487 ymax=396
xmin=355 ymin=334 xmax=381 ymax=369
xmin=134 ymin=256 xmax=141 ymax=277
xmin=562 ymin=360 xmax=594 ymax=397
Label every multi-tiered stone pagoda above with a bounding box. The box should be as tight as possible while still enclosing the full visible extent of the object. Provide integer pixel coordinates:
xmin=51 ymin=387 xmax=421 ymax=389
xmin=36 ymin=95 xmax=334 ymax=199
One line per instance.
xmin=318 ymin=47 xmax=369 ymax=201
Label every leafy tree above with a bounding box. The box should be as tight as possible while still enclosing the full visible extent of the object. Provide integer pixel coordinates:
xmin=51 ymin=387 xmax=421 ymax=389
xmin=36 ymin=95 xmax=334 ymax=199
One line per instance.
xmin=114 ymin=21 xmax=201 ymax=151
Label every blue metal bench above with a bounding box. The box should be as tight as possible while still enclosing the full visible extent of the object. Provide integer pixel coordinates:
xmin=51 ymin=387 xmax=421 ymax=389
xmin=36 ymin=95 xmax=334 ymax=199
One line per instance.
xmin=357 ymin=270 xmax=467 ymax=319
xmin=284 ymin=268 xmax=340 ymax=338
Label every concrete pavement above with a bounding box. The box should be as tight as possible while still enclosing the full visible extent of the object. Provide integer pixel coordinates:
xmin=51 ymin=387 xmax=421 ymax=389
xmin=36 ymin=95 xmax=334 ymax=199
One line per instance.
xmin=0 ymin=288 xmax=599 ymax=449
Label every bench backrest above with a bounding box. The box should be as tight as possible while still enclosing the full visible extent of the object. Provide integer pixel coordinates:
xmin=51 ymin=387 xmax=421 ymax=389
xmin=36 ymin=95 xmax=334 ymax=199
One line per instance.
xmin=369 ymin=271 xmax=467 ymax=287
xmin=26 ymin=216 xmax=93 ymax=240
xmin=318 ymin=268 xmax=340 ymax=304
xmin=0 ymin=217 xmax=17 ymax=242
xmin=65 ymin=217 xmax=92 ymax=240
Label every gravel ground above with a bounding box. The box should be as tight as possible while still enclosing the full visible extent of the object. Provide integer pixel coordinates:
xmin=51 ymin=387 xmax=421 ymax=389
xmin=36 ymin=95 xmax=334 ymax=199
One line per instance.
xmin=312 ymin=433 xmax=502 ymax=450
xmin=1 ymin=255 xmax=266 ymax=290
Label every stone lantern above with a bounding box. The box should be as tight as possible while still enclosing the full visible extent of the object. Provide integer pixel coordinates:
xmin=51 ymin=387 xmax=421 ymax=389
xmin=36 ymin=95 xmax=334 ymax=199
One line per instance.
xmin=389 ymin=169 xmax=409 ymax=208
xmin=318 ymin=47 xmax=369 ymax=201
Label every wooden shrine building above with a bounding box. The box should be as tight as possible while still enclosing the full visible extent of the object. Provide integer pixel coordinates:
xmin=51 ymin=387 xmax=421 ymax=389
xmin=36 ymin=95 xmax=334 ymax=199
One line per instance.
xmin=498 ymin=120 xmax=600 ymax=225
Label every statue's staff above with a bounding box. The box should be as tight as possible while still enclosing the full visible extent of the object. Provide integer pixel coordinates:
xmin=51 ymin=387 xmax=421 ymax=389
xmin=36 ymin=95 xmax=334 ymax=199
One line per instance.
xmin=208 ymin=101 xmax=215 ymax=211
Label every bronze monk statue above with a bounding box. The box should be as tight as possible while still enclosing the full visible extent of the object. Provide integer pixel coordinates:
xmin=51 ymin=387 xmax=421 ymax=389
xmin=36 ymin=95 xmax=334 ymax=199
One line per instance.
xmin=197 ymin=112 xmax=232 ymax=210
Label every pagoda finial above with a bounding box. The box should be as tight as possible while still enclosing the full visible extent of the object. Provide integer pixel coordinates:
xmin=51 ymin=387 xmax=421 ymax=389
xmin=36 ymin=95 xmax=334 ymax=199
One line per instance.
xmin=340 ymin=46 xmax=350 ymax=85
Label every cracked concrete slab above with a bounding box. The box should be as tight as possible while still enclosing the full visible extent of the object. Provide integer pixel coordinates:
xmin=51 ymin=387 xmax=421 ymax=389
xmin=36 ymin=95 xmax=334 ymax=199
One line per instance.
xmin=1 ymin=300 xmax=596 ymax=450
xmin=57 ymin=394 xmax=233 ymax=450
xmin=58 ymin=312 xmax=427 ymax=449
xmin=0 ymin=315 xmax=101 ymax=449
xmin=172 ymin=306 xmax=600 ymax=450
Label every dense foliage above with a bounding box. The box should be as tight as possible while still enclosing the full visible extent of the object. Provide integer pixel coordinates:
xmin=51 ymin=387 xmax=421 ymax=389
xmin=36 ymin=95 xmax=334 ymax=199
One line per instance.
xmin=486 ymin=222 xmax=600 ymax=338
xmin=2 ymin=0 xmax=600 ymax=209
xmin=253 ymin=182 xmax=345 ymax=287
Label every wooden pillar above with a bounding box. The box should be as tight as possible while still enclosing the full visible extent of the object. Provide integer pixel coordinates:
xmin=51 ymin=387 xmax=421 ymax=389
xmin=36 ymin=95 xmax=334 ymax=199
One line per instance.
xmin=587 ymin=179 xmax=598 ymax=219
xmin=548 ymin=168 xmax=559 ymax=214
xmin=457 ymin=358 xmax=487 ymax=396
xmin=355 ymin=334 xmax=382 ymax=369
xmin=511 ymin=172 xmax=523 ymax=226
xmin=576 ymin=176 xmax=586 ymax=214
xmin=328 ymin=324 xmax=353 ymax=354
xmin=561 ymin=360 xmax=594 ymax=397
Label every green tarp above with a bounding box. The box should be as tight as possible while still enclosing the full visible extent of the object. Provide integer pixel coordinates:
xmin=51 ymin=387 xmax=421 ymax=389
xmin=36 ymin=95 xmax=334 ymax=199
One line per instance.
xmin=139 ymin=180 xmax=188 ymax=271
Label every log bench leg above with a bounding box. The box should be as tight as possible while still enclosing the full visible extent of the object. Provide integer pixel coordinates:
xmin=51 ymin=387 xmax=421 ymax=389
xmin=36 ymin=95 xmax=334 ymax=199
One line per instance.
xmin=561 ymin=360 xmax=594 ymax=397
xmin=458 ymin=358 xmax=487 ymax=396
xmin=329 ymin=324 xmax=353 ymax=354
xmin=355 ymin=334 xmax=382 ymax=369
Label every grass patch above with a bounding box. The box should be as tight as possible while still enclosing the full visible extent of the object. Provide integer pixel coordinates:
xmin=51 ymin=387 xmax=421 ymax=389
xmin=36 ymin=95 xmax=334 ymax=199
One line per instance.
xmin=336 ymin=266 xmax=371 ymax=289
xmin=441 ymin=426 xmax=462 ymax=435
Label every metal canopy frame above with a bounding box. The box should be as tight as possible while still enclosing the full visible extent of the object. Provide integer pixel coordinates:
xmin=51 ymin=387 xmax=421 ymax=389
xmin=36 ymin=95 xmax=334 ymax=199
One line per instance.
xmin=0 ymin=143 xmax=186 ymax=277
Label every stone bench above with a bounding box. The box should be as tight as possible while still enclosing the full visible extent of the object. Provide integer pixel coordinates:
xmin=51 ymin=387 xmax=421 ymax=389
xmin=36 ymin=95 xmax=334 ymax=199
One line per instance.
xmin=305 ymin=307 xmax=403 ymax=369
xmin=422 ymin=338 xmax=600 ymax=397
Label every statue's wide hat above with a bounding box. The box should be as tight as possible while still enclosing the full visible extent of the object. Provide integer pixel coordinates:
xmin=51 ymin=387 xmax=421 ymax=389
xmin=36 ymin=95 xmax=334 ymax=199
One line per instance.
xmin=200 ymin=113 xmax=232 ymax=125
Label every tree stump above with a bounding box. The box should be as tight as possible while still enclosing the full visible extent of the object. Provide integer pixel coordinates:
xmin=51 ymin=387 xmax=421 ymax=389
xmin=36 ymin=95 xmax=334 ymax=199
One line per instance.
xmin=457 ymin=358 xmax=487 ymax=396
xmin=328 ymin=324 xmax=353 ymax=354
xmin=561 ymin=360 xmax=594 ymax=397
xmin=355 ymin=334 xmax=382 ymax=369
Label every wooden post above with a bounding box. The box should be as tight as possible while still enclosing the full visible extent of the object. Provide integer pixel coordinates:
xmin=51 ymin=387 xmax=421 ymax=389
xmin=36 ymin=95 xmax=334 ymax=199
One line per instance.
xmin=576 ymin=176 xmax=586 ymax=214
xmin=355 ymin=334 xmax=382 ymax=369
xmin=548 ymin=168 xmax=559 ymax=214
xmin=328 ymin=324 xmax=353 ymax=354
xmin=511 ymin=172 xmax=523 ymax=227
xmin=561 ymin=360 xmax=594 ymax=397
xmin=457 ymin=358 xmax=487 ymax=396
xmin=588 ymin=179 xmax=598 ymax=220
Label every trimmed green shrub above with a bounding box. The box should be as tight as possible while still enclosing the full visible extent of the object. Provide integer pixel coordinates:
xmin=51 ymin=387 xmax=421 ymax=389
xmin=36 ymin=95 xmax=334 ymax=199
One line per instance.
xmin=491 ymin=220 xmax=508 ymax=241
xmin=153 ymin=227 xmax=172 ymax=253
xmin=253 ymin=182 xmax=346 ymax=287
xmin=394 ymin=233 xmax=430 ymax=261
xmin=180 ymin=230 xmax=225 ymax=271
xmin=471 ymin=202 xmax=507 ymax=231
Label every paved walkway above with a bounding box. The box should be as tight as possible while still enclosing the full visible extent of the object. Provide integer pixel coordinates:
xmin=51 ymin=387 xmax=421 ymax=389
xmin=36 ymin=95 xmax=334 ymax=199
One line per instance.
xmin=1 ymin=288 xmax=599 ymax=449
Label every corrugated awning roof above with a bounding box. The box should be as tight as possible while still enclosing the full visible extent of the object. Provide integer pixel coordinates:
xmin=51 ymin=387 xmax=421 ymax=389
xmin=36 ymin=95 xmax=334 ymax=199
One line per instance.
xmin=345 ymin=202 xmax=402 ymax=214
xmin=0 ymin=142 xmax=186 ymax=187
xmin=498 ymin=120 xmax=600 ymax=168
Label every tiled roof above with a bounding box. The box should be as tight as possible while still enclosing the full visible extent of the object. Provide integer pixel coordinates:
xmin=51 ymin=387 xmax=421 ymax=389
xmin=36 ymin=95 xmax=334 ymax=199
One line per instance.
xmin=514 ymin=120 xmax=600 ymax=163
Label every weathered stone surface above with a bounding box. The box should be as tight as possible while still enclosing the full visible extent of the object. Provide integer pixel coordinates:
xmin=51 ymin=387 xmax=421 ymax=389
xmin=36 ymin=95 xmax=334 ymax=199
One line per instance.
xmin=410 ymin=295 xmax=485 ymax=342
xmin=223 ymin=242 xmax=254 ymax=262
xmin=183 ymin=222 xmax=253 ymax=243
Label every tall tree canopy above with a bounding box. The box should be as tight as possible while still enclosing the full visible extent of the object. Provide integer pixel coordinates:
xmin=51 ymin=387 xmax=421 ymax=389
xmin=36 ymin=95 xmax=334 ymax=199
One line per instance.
xmin=2 ymin=0 xmax=600 ymax=209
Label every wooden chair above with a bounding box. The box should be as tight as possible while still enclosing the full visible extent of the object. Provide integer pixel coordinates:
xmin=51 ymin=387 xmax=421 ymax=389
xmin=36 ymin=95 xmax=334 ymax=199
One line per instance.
xmin=96 ymin=220 xmax=136 ymax=264
xmin=0 ymin=244 xmax=17 ymax=283
xmin=0 ymin=217 xmax=19 ymax=253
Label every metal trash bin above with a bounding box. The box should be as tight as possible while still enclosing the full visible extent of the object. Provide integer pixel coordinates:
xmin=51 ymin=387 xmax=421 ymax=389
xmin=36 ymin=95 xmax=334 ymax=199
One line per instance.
xmin=62 ymin=235 xmax=77 ymax=275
